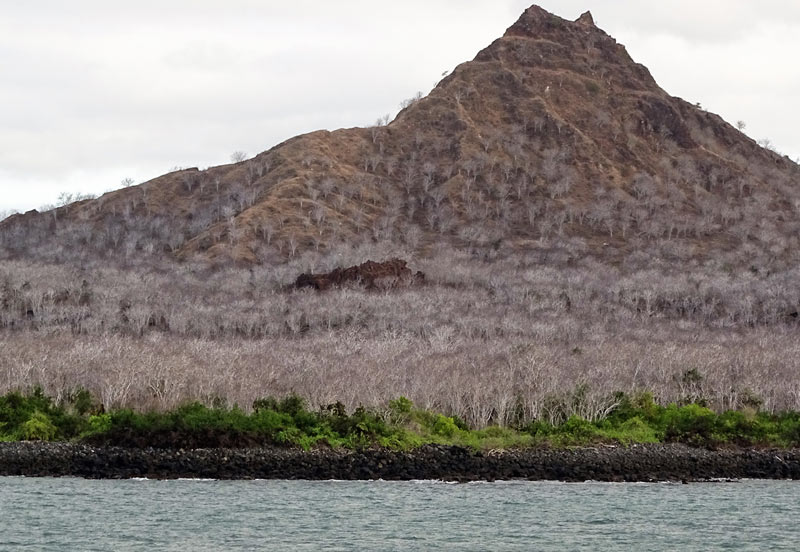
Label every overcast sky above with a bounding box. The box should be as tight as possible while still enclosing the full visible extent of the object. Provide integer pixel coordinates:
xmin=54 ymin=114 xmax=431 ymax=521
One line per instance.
xmin=2 ymin=1 xmax=799 ymax=214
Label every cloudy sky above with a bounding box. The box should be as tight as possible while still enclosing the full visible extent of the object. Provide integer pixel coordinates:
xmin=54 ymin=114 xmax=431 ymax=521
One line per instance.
xmin=2 ymin=1 xmax=799 ymax=214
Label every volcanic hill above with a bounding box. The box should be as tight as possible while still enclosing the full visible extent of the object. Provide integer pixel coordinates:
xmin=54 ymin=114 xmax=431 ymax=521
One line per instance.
xmin=4 ymin=5 xmax=800 ymax=423
xmin=2 ymin=5 xmax=799 ymax=270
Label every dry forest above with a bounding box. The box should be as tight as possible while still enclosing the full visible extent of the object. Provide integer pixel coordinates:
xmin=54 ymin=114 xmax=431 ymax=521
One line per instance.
xmin=2 ymin=6 xmax=800 ymax=428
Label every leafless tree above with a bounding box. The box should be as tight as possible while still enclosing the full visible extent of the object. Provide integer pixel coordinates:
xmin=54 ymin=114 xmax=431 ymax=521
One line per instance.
xmin=230 ymin=151 xmax=248 ymax=163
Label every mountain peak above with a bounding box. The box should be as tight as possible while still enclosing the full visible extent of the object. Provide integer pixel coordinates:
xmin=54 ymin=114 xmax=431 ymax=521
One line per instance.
xmin=504 ymin=5 xmax=568 ymax=37
xmin=576 ymin=10 xmax=595 ymax=26
xmin=503 ymin=5 xmax=602 ymax=44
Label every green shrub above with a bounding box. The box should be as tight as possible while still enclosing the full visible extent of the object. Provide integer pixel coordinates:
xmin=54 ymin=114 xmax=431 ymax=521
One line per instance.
xmin=602 ymin=416 xmax=659 ymax=444
xmin=662 ymin=404 xmax=717 ymax=444
xmin=0 ymin=388 xmax=85 ymax=440
xmin=562 ymin=415 xmax=597 ymax=438
xmin=470 ymin=426 xmax=534 ymax=450
xmin=521 ymin=419 xmax=553 ymax=437
xmin=252 ymin=397 xmax=279 ymax=413
xmin=389 ymin=396 xmax=413 ymax=415
xmin=633 ymin=392 xmax=660 ymax=421
xmin=6 ymin=388 xmax=800 ymax=450
xmin=550 ymin=415 xmax=601 ymax=445
xmin=277 ymin=394 xmax=306 ymax=416
xmin=0 ymin=389 xmax=49 ymax=431
xmin=109 ymin=409 xmax=147 ymax=431
xmin=173 ymin=402 xmax=227 ymax=430
xmin=387 ymin=396 xmax=413 ymax=425
xmin=451 ymin=415 xmax=470 ymax=431
xmin=21 ymin=411 xmax=57 ymax=441
xmin=87 ymin=413 xmax=112 ymax=435
xmin=379 ymin=430 xmax=423 ymax=451
xmin=291 ymin=409 xmax=320 ymax=432
xmin=252 ymin=409 xmax=293 ymax=435
xmin=276 ymin=427 xmax=302 ymax=445
xmin=350 ymin=407 xmax=392 ymax=438
xmin=608 ymin=391 xmax=659 ymax=424
xmin=432 ymin=414 xmax=458 ymax=437
xmin=776 ymin=414 xmax=800 ymax=447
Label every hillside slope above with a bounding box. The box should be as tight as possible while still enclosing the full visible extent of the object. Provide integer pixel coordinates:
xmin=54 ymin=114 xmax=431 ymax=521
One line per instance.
xmin=2 ymin=5 xmax=798 ymax=270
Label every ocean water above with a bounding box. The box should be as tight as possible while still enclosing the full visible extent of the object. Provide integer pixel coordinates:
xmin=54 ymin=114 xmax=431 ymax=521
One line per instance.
xmin=0 ymin=478 xmax=797 ymax=551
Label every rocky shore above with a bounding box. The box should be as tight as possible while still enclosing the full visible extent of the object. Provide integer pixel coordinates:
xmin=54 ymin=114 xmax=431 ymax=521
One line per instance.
xmin=1 ymin=442 xmax=799 ymax=481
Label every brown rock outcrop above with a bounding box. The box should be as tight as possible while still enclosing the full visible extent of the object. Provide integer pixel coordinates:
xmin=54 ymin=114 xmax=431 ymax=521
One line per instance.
xmin=295 ymin=259 xmax=424 ymax=291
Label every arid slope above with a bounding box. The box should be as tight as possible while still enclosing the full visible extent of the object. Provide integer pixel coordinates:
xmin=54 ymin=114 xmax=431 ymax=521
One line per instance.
xmin=2 ymin=5 xmax=798 ymax=269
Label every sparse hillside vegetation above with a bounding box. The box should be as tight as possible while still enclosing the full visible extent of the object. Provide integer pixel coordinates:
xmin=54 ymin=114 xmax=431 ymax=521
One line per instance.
xmin=2 ymin=242 xmax=800 ymax=427
xmin=1 ymin=6 xmax=800 ymax=434
xmin=2 ymin=8 xmax=798 ymax=269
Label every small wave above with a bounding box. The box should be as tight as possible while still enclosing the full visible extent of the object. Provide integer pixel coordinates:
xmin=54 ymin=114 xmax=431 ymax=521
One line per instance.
xmin=409 ymin=479 xmax=459 ymax=485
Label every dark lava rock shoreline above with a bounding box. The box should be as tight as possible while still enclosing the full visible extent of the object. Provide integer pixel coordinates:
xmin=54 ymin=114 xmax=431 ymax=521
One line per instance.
xmin=1 ymin=442 xmax=799 ymax=482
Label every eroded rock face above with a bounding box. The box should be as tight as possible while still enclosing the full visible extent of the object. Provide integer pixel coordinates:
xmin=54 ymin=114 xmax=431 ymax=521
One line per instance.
xmin=295 ymin=259 xmax=424 ymax=291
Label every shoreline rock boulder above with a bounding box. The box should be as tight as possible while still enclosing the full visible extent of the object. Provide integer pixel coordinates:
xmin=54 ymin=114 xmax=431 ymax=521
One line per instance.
xmin=1 ymin=442 xmax=799 ymax=482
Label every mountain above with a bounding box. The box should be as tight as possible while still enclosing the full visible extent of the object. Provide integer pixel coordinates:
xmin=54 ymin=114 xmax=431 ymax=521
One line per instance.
xmin=2 ymin=5 xmax=798 ymax=270
xmin=2 ymin=6 xmax=800 ymax=422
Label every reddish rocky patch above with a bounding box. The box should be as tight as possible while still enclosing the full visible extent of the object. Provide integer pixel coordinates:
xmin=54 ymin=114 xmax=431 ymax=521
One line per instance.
xmin=295 ymin=258 xmax=424 ymax=291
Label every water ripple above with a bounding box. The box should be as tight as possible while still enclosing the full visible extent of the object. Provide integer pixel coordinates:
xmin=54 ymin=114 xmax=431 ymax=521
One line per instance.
xmin=0 ymin=478 xmax=797 ymax=551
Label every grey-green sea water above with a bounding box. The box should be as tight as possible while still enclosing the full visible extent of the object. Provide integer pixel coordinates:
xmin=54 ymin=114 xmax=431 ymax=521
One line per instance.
xmin=0 ymin=478 xmax=797 ymax=550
